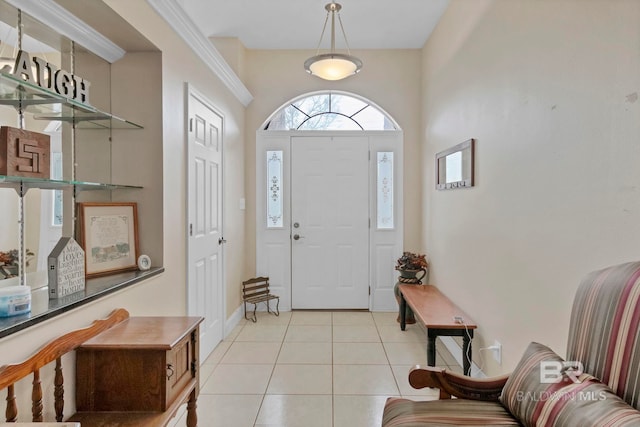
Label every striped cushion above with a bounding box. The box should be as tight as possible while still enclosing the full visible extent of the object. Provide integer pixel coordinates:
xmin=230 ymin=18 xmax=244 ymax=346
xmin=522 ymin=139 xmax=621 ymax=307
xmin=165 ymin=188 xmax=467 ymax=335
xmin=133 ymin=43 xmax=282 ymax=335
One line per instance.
xmin=499 ymin=342 xmax=594 ymax=425
xmin=566 ymin=261 xmax=640 ymax=410
xmin=500 ymin=341 xmax=640 ymax=427
xmin=533 ymin=380 xmax=640 ymax=427
xmin=382 ymin=398 xmax=520 ymax=426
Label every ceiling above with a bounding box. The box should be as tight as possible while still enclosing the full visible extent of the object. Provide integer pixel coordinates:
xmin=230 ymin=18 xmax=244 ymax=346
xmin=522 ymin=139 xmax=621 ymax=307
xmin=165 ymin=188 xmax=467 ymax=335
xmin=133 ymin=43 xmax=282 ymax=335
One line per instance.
xmin=175 ymin=0 xmax=450 ymax=50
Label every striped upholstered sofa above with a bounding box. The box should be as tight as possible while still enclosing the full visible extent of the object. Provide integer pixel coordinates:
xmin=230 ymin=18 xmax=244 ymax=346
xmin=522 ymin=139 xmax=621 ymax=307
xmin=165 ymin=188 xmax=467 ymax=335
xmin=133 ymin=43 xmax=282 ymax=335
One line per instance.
xmin=382 ymin=261 xmax=640 ymax=426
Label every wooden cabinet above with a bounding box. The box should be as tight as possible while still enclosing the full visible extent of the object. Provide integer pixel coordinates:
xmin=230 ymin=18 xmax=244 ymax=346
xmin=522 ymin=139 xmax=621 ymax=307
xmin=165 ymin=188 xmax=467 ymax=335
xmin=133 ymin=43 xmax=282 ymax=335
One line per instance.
xmin=75 ymin=316 xmax=203 ymax=413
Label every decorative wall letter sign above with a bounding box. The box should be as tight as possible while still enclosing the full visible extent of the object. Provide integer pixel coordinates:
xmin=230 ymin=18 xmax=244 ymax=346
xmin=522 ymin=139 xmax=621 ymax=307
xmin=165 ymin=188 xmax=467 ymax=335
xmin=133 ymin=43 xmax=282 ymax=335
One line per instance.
xmin=10 ymin=50 xmax=92 ymax=105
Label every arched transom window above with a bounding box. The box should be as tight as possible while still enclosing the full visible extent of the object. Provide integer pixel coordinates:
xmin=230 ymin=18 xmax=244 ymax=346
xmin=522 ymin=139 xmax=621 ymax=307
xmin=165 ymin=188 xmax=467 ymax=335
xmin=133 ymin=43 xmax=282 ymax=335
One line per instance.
xmin=264 ymin=92 xmax=398 ymax=131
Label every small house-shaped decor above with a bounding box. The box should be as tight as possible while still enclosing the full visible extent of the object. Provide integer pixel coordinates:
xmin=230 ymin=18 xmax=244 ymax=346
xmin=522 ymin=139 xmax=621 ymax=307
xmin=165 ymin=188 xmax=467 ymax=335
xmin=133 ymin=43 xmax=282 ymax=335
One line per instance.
xmin=48 ymin=237 xmax=85 ymax=299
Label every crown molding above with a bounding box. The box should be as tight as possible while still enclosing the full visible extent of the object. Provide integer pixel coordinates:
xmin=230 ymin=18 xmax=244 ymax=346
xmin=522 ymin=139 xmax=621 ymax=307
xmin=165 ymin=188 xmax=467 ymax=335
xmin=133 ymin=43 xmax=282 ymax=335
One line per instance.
xmin=146 ymin=0 xmax=253 ymax=107
xmin=5 ymin=0 xmax=125 ymax=63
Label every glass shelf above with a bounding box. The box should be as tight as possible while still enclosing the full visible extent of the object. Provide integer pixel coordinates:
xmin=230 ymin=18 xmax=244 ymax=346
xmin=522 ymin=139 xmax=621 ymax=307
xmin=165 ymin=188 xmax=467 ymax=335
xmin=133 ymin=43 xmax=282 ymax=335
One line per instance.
xmin=0 ymin=71 xmax=143 ymax=129
xmin=0 ymin=267 xmax=164 ymax=339
xmin=0 ymin=175 xmax=142 ymax=192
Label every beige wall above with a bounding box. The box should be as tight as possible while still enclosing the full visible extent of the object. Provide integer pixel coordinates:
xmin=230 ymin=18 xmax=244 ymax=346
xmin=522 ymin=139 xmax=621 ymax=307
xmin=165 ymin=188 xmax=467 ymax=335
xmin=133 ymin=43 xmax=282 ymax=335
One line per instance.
xmin=103 ymin=0 xmax=248 ymax=322
xmin=0 ymin=1 xmax=247 ymax=418
xmin=244 ymin=49 xmax=424 ymax=272
xmin=421 ymin=0 xmax=640 ymax=375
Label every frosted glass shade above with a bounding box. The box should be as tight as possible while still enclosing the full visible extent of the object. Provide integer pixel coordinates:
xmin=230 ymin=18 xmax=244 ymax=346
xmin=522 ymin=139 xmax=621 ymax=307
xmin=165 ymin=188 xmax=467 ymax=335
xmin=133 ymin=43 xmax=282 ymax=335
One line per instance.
xmin=304 ymin=53 xmax=362 ymax=81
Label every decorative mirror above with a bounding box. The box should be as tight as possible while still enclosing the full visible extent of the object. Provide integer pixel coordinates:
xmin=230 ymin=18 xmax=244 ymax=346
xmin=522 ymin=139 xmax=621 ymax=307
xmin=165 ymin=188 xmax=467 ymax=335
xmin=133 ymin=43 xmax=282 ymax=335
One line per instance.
xmin=435 ymin=139 xmax=475 ymax=190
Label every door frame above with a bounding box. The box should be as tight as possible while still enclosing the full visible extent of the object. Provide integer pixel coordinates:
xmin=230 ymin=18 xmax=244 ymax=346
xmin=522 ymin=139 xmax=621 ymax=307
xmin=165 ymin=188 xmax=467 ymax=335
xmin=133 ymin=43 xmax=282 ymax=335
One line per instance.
xmin=185 ymin=83 xmax=225 ymax=359
xmin=256 ymin=130 xmax=403 ymax=311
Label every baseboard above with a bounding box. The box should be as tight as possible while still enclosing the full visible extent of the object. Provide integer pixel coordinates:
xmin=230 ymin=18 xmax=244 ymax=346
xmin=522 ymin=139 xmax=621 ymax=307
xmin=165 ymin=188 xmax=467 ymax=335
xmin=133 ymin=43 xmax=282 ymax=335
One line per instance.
xmin=224 ymin=304 xmax=243 ymax=338
xmin=439 ymin=336 xmax=486 ymax=378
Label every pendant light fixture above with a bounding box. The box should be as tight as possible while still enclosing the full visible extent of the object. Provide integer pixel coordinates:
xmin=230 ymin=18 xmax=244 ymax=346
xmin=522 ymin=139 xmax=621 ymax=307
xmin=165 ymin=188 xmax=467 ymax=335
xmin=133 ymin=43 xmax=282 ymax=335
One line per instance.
xmin=304 ymin=3 xmax=362 ymax=81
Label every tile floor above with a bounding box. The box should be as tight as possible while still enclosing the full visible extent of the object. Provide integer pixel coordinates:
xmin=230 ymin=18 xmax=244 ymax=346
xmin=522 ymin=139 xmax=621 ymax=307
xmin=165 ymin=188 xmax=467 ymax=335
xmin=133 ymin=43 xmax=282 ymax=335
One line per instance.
xmin=170 ymin=311 xmax=463 ymax=427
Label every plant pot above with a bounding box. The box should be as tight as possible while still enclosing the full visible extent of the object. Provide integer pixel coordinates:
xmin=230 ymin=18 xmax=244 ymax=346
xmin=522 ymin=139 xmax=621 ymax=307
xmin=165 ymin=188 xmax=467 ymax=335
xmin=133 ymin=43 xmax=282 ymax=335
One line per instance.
xmin=394 ymin=281 xmax=416 ymax=324
xmin=396 ymin=268 xmax=426 ymax=283
xmin=0 ymin=265 xmax=18 ymax=278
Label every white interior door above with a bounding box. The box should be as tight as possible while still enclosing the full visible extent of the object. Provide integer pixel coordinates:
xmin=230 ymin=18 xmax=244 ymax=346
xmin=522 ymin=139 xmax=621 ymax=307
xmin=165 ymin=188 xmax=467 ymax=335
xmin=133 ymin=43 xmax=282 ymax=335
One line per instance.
xmin=187 ymin=86 xmax=224 ymax=362
xmin=291 ymin=136 xmax=369 ymax=309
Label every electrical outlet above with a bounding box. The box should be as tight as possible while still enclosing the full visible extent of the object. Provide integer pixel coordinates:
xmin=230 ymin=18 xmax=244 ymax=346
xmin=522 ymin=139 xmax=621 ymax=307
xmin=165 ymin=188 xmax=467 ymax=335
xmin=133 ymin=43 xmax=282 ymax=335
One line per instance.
xmin=491 ymin=340 xmax=502 ymax=365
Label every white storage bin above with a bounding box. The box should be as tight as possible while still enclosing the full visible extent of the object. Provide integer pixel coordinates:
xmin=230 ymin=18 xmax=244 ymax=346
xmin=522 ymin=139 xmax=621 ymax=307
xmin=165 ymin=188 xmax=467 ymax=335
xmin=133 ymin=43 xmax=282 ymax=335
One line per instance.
xmin=0 ymin=285 xmax=31 ymax=317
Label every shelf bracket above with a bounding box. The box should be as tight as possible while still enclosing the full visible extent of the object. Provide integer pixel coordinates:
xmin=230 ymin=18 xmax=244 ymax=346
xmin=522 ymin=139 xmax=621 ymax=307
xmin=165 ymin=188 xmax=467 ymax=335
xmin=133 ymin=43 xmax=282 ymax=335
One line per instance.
xmin=18 ymin=181 xmax=26 ymax=286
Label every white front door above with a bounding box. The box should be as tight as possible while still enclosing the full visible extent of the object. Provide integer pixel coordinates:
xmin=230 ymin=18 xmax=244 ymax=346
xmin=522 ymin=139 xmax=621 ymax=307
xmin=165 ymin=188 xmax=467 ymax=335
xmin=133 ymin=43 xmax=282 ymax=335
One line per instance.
xmin=187 ymin=86 xmax=224 ymax=362
xmin=256 ymin=130 xmax=403 ymax=312
xmin=291 ymin=136 xmax=369 ymax=309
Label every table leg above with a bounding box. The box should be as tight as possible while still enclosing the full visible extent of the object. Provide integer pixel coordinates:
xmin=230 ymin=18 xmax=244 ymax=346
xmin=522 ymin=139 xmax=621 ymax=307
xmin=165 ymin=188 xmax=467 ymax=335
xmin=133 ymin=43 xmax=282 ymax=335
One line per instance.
xmin=186 ymin=388 xmax=198 ymax=427
xmin=427 ymin=330 xmax=437 ymax=367
xmin=462 ymin=332 xmax=472 ymax=376
xmin=400 ymin=291 xmax=407 ymax=331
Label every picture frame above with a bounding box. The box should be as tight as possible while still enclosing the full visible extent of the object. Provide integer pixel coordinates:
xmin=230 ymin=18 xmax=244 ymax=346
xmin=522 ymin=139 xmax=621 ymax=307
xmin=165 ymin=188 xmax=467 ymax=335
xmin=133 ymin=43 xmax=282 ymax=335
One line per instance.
xmin=77 ymin=202 xmax=139 ymax=278
xmin=435 ymin=139 xmax=475 ymax=190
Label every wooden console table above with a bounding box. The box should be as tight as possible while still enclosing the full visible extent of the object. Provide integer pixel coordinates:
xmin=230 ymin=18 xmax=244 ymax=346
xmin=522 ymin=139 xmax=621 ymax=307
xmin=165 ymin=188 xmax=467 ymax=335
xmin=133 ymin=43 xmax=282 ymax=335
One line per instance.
xmin=0 ymin=424 xmax=79 ymax=426
xmin=70 ymin=316 xmax=203 ymax=427
xmin=398 ymin=284 xmax=477 ymax=376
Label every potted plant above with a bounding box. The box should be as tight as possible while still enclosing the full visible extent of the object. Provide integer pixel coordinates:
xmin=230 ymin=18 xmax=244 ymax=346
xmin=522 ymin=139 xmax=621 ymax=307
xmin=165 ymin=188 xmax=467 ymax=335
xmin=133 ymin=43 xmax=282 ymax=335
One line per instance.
xmin=394 ymin=251 xmax=428 ymax=324
xmin=395 ymin=251 xmax=428 ymax=282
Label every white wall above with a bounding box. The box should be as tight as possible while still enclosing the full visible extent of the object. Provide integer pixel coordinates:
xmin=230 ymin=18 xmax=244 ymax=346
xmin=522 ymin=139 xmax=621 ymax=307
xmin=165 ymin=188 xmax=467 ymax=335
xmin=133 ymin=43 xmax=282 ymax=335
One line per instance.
xmin=421 ymin=0 xmax=640 ymax=376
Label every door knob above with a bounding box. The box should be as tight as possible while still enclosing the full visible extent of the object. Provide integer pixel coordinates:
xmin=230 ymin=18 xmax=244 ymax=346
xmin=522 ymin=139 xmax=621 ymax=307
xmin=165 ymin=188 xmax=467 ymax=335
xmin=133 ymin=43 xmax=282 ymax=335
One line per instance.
xmin=293 ymin=234 xmax=305 ymax=241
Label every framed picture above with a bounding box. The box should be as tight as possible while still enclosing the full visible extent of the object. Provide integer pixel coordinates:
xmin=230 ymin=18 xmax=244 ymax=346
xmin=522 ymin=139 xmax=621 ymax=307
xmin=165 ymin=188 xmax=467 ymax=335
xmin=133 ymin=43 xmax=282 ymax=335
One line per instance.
xmin=77 ymin=202 xmax=139 ymax=278
xmin=435 ymin=139 xmax=475 ymax=190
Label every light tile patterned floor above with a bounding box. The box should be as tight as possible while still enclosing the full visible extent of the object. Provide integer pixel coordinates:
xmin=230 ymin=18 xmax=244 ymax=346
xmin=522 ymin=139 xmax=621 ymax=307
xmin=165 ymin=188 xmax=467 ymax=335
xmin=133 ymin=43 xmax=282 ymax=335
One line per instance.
xmin=170 ymin=311 xmax=463 ymax=427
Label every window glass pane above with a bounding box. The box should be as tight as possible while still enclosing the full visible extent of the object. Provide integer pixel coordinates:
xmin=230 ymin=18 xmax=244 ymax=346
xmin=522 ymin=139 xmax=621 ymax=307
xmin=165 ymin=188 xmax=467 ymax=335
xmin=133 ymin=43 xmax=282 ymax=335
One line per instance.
xmin=377 ymin=152 xmax=394 ymax=229
xmin=52 ymin=152 xmax=63 ymax=226
xmin=331 ymin=94 xmax=368 ymax=116
xmin=293 ymin=94 xmax=329 ymax=117
xmin=268 ymin=108 xmax=305 ymax=130
xmin=266 ymin=92 xmax=397 ymax=131
xmin=352 ymin=106 xmax=388 ymax=131
xmin=298 ymin=113 xmax=361 ymax=130
xmin=266 ymin=151 xmax=283 ymax=228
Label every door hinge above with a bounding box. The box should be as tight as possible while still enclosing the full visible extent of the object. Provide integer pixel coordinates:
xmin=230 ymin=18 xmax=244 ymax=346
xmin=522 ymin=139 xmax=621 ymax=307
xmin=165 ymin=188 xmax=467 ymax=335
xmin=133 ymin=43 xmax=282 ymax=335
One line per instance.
xmin=369 ymin=218 xmax=371 ymax=229
xmin=189 ymin=223 xmax=193 ymax=236
xmin=369 ymin=286 xmax=371 ymax=295
xmin=189 ymin=118 xmax=193 ymax=132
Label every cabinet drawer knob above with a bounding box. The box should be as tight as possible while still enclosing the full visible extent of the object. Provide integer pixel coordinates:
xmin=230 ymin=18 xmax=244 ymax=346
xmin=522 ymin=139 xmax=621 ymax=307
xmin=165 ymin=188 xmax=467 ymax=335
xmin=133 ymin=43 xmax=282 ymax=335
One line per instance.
xmin=166 ymin=363 xmax=174 ymax=380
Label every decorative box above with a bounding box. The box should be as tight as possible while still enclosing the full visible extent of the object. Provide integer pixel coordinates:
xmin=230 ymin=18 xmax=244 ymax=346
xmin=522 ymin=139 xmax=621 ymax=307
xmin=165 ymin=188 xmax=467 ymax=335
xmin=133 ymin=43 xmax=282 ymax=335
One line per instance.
xmin=0 ymin=126 xmax=50 ymax=178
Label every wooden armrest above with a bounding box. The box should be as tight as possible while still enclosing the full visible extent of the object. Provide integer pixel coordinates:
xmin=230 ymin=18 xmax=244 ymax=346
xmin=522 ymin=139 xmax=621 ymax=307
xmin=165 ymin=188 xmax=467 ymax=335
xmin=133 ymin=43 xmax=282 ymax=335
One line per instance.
xmin=408 ymin=365 xmax=510 ymax=401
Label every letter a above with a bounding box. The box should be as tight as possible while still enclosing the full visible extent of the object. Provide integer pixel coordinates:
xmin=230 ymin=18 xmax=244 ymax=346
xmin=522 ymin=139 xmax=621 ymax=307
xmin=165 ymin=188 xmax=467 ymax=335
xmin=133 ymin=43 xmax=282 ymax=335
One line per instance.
xmin=12 ymin=50 xmax=34 ymax=82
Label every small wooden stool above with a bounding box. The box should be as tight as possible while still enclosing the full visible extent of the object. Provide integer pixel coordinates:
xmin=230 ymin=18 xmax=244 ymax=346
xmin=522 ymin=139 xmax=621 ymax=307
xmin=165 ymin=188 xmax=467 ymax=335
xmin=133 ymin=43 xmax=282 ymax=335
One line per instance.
xmin=242 ymin=277 xmax=280 ymax=322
